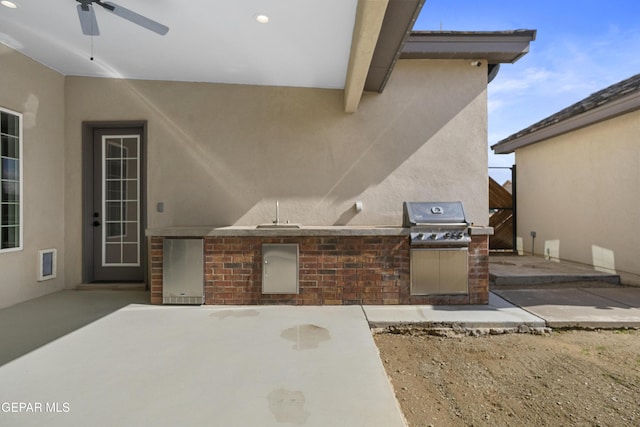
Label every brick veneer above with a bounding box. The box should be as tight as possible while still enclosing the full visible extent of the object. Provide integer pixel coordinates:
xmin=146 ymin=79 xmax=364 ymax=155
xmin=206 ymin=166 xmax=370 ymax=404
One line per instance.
xmin=149 ymin=234 xmax=489 ymax=305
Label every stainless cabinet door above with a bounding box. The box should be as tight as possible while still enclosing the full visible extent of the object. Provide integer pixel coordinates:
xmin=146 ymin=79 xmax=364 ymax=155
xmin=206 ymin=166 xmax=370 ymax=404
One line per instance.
xmin=410 ymin=248 xmax=468 ymax=295
xmin=439 ymin=248 xmax=468 ymax=294
xmin=262 ymin=244 xmax=299 ymax=294
xmin=410 ymin=249 xmax=440 ymax=295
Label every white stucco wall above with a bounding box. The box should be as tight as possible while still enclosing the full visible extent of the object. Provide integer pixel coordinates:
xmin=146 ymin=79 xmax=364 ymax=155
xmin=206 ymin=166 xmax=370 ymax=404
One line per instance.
xmin=515 ymin=110 xmax=640 ymax=277
xmin=0 ymin=45 xmax=66 ymax=308
xmin=64 ymin=59 xmax=489 ymax=286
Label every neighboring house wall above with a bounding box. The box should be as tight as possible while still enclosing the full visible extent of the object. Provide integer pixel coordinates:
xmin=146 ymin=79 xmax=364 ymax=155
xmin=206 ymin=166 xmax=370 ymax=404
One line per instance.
xmin=515 ymin=110 xmax=640 ymax=277
xmin=64 ymin=59 xmax=489 ymax=286
xmin=0 ymin=45 xmax=66 ymax=308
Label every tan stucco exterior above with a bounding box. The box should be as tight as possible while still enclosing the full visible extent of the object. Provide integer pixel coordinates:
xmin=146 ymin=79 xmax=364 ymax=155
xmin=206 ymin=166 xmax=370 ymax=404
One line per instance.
xmin=2 ymin=42 xmax=490 ymax=307
xmin=515 ymin=110 xmax=640 ymax=278
xmin=0 ymin=44 xmax=66 ymax=308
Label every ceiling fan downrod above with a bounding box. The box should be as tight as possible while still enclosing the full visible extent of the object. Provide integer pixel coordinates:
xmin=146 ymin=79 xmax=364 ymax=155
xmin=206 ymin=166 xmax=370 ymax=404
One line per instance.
xmin=76 ymin=0 xmax=114 ymax=12
xmin=75 ymin=0 xmax=169 ymax=37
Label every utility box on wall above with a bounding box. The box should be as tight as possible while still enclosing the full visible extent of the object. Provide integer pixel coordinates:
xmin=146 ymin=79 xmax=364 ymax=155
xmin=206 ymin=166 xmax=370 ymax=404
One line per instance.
xmin=262 ymin=244 xmax=299 ymax=294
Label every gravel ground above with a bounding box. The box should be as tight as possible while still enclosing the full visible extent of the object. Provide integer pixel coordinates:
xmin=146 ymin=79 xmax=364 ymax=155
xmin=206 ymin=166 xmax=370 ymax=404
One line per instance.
xmin=375 ymin=329 xmax=640 ymax=427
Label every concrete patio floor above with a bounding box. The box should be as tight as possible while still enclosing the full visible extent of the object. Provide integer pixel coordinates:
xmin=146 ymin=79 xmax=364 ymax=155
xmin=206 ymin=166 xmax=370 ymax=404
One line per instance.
xmin=489 ymin=254 xmax=640 ymax=328
xmin=3 ymin=255 xmax=640 ymax=426
xmin=0 ymin=292 xmax=406 ymax=427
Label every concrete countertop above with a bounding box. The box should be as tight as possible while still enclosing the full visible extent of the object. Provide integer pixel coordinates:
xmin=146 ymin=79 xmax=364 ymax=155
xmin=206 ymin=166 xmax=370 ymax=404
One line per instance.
xmin=146 ymin=225 xmax=493 ymax=237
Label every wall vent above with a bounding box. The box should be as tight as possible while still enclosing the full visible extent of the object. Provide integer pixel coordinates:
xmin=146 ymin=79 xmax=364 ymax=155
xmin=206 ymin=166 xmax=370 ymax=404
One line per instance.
xmin=38 ymin=249 xmax=57 ymax=281
xmin=162 ymin=295 xmax=204 ymax=305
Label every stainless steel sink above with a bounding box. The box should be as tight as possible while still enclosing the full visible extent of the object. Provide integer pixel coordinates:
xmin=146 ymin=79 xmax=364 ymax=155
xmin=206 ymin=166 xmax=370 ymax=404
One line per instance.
xmin=256 ymin=223 xmax=301 ymax=229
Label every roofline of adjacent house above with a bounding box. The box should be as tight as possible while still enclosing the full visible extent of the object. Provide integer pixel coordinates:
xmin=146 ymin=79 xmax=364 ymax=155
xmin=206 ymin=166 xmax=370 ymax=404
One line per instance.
xmin=492 ymin=83 xmax=640 ymax=154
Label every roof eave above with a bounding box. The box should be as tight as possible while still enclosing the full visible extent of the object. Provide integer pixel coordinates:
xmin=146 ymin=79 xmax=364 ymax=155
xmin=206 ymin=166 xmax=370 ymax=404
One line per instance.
xmin=399 ymin=30 xmax=537 ymax=63
xmin=492 ymin=92 xmax=640 ymax=154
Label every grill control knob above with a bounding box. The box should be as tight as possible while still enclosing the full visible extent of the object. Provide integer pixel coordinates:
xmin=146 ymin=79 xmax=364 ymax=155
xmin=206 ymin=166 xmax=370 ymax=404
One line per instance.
xmin=430 ymin=232 xmax=437 ymax=240
xmin=444 ymin=232 xmax=451 ymax=239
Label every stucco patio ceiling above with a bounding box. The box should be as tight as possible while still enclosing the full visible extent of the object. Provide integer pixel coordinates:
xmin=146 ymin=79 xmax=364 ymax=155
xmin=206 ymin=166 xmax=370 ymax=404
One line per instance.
xmin=0 ymin=0 xmax=366 ymax=89
xmin=0 ymin=0 xmax=420 ymax=91
xmin=2 ymin=0 xmax=429 ymax=111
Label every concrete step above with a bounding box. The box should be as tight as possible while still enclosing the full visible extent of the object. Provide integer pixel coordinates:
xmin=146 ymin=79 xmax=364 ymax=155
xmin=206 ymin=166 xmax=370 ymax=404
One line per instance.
xmin=489 ymin=255 xmax=620 ymax=287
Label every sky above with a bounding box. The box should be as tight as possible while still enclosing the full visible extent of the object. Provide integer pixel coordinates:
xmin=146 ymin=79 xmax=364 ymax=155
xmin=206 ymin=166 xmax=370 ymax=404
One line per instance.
xmin=414 ymin=0 xmax=640 ymax=184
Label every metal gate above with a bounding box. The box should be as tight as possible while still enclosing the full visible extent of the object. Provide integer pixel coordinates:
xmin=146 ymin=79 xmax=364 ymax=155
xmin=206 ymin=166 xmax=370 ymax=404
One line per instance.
xmin=489 ymin=166 xmax=516 ymax=252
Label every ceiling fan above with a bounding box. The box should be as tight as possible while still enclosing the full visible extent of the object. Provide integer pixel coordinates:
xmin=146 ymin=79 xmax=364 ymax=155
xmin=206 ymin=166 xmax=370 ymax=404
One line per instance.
xmin=76 ymin=0 xmax=169 ymax=36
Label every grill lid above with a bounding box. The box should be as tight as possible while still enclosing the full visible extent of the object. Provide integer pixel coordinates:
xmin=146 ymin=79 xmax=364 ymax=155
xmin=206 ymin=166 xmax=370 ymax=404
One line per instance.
xmin=403 ymin=201 xmax=467 ymax=226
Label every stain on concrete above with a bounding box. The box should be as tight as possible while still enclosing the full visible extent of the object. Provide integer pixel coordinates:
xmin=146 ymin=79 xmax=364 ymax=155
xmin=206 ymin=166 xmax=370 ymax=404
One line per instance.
xmin=210 ymin=309 xmax=260 ymax=319
xmin=267 ymin=388 xmax=310 ymax=425
xmin=281 ymin=324 xmax=330 ymax=350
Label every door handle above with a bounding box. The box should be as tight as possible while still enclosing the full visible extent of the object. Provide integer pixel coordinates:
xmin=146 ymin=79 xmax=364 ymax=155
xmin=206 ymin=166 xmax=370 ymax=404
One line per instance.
xmin=93 ymin=220 xmax=101 ymax=227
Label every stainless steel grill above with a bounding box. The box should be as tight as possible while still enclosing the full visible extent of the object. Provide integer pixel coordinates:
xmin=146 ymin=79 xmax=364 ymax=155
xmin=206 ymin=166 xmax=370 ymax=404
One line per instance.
xmin=403 ymin=202 xmax=471 ymax=246
xmin=403 ymin=201 xmax=470 ymax=295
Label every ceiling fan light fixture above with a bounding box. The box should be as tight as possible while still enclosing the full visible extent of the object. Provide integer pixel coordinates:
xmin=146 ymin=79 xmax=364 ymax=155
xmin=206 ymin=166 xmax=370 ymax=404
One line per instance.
xmin=255 ymin=14 xmax=269 ymax=24
xmin=1 ymin=1 xmax=18 ymax=8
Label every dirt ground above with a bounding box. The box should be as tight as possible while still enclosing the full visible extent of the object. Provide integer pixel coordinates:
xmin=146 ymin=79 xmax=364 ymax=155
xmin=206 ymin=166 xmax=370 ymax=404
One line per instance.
xmin=375 ymin=329 xmax=640 ymax=427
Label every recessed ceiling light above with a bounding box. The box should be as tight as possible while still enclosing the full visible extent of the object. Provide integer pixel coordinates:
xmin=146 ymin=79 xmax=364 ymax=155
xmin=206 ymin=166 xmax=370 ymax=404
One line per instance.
xmin=1 ymin=1 xmax=18 ymax=8
xmin=255 ymin=14 xmax=269 ymax=24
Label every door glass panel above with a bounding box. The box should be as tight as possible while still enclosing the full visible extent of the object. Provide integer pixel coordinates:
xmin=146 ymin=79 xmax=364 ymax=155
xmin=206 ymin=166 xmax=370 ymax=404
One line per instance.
xmin=105 ymin=181 xmax=122 ymax=200
xmin=106 ymin=202 xmax=122 ymax=222
xmin=123 ymin=223 xmax=138 ymax=243
xmin=105 ymin=159 xmax=123 ymax=179
xmin=124 ymin=180 xmax=138 ymax=201
xmin=102 ymin=135 xmax=140 ymax=267
xmin=125 ymin=159 xmax=138 ymax=177
xmin=104 ymin=243 xmax=121 ymax=265
xmin=122 ymin=244 xmax=138 ymax=264
xmin=122 ymin=138 xmax=138 ymax=156
xmin=123 ymin=201 xmax=138 ymax=221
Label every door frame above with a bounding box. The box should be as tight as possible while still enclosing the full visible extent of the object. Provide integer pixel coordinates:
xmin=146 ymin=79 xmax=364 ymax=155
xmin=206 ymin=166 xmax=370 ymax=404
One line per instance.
xmin=82 ymin=121 xmax=148 ymax=284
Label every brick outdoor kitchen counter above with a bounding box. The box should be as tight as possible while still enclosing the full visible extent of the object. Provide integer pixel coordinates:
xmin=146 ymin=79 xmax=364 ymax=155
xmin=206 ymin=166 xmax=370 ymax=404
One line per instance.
xmin=146 ymin=226 xmax=492 ymax=306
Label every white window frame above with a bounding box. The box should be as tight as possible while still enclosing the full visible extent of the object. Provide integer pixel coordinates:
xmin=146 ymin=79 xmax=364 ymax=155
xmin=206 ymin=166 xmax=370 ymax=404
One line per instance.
xmin=0 ymin=106 xmax=23 ymax=253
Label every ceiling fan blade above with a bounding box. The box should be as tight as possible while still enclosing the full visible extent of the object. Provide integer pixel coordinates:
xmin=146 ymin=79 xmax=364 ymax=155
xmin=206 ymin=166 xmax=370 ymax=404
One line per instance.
xmin=77 ymin=4 xmax=100 ymax=36
xmin=103 ymin=2 xmax=169 ymax=35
